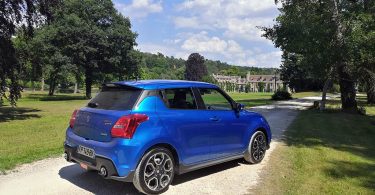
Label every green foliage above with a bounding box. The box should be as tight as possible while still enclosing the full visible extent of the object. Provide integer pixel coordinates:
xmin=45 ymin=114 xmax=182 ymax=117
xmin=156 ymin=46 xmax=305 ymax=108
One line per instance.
xmin=138 ymin=52 xmax=185 ymax=80
xmin=257 ymin=82 xmax=265 ymax=92
xmin=329 ymin=84 xmax=340 ymax=93
xmin=202 ymin=75 xmax=216 ymax=83
xmin=271 ymin=90 xmax=292 ymax=101
xmin=136 ymin=52 xmax=277 ymax=81
xmin=18 ymin=0 xmax=139 ymax=99
xmin=0 ymin=0 xmax=60 ymax=107
xmin=185 ymin=53 xmax=208 ymax=81
xmin=263 ymin=0 xmax=375 ymax=111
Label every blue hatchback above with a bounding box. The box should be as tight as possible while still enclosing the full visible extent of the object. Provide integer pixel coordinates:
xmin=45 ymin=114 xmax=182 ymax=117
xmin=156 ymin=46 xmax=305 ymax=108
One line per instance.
xmin=64 ymin=80 xmax=271 ymax=194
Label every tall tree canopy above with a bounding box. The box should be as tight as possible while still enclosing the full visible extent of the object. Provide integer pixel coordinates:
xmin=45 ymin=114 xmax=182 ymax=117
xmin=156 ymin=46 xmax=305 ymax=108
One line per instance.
xmin=263 ymin=0 xmax=375 ymax=111
xmin=28 ymin=0 xmax=138 ymax=98
xmin=185 ymin=53 xmax=208 ymax=81
xmin=0 ymin=0 xmax=59 ymax=106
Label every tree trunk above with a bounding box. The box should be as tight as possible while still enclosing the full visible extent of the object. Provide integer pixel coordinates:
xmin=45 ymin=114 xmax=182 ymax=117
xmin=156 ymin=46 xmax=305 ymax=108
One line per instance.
xmin=366 ymin=82 xmax=375 ymax=104
xmin=85 ymin=69 xmax=92 ymax=99
xmin=338 ymin=65 xmax=357 ymax=112
xmin=48 ymin=79 xmax=56 ymax=96
xmin=73 ymin=83 xmax=78 ymax=94
xmin=332 ymin=0 xmax=357 ymax=112
xmin=367 ymin=90 xmax=375 ymax=104
xmin=32 ymin=80 xmax=35 ymax=92
xmin=320 ymin=79 xmax=332 ymax=111
xmin=41 ymin=77 xmax=45 ymax=91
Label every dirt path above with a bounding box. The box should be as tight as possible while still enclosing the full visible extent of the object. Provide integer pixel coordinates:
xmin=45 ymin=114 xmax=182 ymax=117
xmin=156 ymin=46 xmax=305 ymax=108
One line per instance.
xmin=0 ymin=97 xmax=318 ymax=195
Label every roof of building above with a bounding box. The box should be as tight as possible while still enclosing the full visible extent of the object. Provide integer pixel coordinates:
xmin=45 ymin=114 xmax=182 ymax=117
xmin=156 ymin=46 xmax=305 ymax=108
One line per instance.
xmin=213 ymin=73 xmax=281 ymax=83
xmin=113 ymin=79 xmax=217 ymax=90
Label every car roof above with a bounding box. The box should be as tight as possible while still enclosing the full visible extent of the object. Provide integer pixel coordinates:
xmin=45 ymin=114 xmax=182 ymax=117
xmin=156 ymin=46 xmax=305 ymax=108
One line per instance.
xmin=112 ymin=80 xmax=218 ymax=90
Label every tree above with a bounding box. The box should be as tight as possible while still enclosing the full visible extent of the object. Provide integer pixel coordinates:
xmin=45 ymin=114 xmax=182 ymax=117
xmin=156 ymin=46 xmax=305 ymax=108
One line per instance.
xmin=0 ymin=0 xmax=60 ymax=106
xmin=280 ymin=53 xmax=324 ymax=92
xmin=263 ymin=0 xmax=375 ymax=112
xmin=30 ymin=0 xmax=138 ymax=99
xmin=28 ymin=26 xmax=74 ymax=95
xmin=185 ymin=53 xmax=208 ymax=81
xmin=348 ymin=0 xmax=375 ymax=104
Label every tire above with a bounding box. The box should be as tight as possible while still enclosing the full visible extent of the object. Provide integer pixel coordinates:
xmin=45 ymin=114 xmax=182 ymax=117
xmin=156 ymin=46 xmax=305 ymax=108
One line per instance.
xmin=244 ymin=131 xmax=267 ymax=164
xmin=133 ymin=147 xmax=175 ymax=194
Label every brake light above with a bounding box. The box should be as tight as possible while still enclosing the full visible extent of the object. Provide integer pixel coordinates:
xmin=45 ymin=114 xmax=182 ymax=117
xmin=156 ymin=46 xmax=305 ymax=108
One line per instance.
xmin=69 ymin=110 xmax=79 ymax=128
xmin=111 ymin=114 xmax=149 ymax=139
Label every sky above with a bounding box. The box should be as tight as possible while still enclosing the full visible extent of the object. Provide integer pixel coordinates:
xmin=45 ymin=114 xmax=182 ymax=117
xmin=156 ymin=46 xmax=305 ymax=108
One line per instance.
xmin=114 ymin=0 xmax=282 ymax=68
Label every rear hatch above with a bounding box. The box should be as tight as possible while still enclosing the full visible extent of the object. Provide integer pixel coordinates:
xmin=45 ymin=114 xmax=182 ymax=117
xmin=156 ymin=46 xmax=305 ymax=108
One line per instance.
xmin=73 ymin=84 xmax=142 ymax=142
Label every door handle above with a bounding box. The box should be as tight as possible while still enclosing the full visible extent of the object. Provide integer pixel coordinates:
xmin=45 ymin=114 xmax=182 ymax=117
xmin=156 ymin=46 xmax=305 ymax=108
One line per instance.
xmin=209 ymin=116 xmax=220 ymax=122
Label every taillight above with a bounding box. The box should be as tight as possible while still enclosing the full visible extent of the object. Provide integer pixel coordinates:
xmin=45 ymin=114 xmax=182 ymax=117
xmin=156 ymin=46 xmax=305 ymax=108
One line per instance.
xmin=69 ymin=110 xmax=79 ymax=128
xmin=111 ymin=114 xmax=149 ymax=139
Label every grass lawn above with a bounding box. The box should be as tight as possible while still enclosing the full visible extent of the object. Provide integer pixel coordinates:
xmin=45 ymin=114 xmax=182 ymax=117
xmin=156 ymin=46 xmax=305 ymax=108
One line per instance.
xmin=291 ymin=91 xmax=323 ymax=98
xmin=228 ymin=92 xmax=274 ymax=107
xmin=0 ymin=92 xmax=88 ymax=172
xmin=254 ymin=100 xmax=375 ymax=194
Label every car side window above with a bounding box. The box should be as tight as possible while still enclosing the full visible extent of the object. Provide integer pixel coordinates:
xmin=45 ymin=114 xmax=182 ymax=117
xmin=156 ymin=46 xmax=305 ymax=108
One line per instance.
xmin=160 ymin=88 xmax=197 ymax=109
xmin=198 ymin=88 xmax=233 ymax=110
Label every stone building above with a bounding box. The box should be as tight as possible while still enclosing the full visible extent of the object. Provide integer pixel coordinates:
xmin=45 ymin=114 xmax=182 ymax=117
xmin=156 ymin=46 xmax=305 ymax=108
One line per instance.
xmin=212 ymin=72 xmax=286 ymax=92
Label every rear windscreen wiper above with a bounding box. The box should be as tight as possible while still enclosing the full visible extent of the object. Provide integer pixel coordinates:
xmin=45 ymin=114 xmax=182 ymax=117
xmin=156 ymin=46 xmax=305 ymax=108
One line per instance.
xmin=87 ymin=102 xmax=99 ymax=108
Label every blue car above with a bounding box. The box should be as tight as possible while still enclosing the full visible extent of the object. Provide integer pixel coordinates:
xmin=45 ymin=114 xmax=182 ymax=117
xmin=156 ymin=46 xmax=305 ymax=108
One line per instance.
xmin=64 ymin=80 xmax=271 ymax=194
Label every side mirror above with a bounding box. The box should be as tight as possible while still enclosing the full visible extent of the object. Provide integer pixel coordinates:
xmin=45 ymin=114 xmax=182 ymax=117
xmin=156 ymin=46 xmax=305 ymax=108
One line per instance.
xmin=235 ymin=103 xmax=245 ymax=112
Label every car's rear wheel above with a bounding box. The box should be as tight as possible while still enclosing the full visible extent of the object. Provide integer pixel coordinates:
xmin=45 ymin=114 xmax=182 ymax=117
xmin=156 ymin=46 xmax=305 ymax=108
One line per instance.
xmin=133 ymin=147 xmax=175 ymax=194
xmin=244 ymin=131 xmax=267 ymax=164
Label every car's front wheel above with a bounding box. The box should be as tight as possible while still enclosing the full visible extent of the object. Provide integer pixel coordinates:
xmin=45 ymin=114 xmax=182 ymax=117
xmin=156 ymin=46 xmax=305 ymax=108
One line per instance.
xmin=244 ymin=131 xmax=267 ymax=164
xmin=133 ymin=147 xmax=175 ymax=194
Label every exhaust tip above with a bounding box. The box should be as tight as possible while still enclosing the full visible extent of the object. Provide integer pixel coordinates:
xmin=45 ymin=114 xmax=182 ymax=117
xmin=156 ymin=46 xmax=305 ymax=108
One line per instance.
xmin=99 ymin=166 xmax=108 ymax=177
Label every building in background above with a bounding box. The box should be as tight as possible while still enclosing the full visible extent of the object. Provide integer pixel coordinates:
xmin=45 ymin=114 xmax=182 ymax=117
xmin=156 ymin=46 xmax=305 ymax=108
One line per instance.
xmin=212 ymin=72 xmax=288 ymax=93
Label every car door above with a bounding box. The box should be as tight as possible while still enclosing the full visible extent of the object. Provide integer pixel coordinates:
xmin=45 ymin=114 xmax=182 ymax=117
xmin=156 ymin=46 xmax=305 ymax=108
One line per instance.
xmin=156 ymin=87 xmax=215 ymax=165
xmin=196 ymin=87 xmax=249 ymax=159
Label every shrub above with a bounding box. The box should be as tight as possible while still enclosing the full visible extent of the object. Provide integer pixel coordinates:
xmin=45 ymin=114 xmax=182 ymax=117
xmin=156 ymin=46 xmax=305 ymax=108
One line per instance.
xmin=272 ymin=90 xmax=292 ymax=100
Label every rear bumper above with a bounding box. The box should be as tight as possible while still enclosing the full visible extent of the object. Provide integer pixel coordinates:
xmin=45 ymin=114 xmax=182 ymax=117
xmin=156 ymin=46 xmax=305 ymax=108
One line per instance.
xmin=64 ymin=143 xmax=134 ymax=182
xmin=64 ymin=127 xmax=142 ymax=181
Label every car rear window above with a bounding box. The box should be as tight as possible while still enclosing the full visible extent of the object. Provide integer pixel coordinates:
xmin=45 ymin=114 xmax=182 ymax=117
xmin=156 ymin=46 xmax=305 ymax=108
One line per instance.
xmin=87 ymin=84 xmax=142 ymax=110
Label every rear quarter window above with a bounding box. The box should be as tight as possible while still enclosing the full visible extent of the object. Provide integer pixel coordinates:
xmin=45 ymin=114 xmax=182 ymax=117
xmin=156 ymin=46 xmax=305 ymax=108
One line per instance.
xmin=87 ymin=85 xmax=142 ymax=110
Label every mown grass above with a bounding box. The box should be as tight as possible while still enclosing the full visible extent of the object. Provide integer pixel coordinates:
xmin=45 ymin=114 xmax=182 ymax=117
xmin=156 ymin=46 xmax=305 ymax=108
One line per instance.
xmin=0 ymin=92 xmax=88 ymax=172
xmin=291 ymin=91 xmax=323 ymax=98
xmin=228 ymin=92 xmax=274 ymax=107
xmin=253 ymin=99 xmax=375 ymax=194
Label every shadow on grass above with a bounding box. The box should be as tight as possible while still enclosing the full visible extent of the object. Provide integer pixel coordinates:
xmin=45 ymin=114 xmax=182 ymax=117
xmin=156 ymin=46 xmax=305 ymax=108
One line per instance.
xmin=0 ymin=107 xmax=41 ymax=122
xmin=26 ymin=94 xmax=87 ymax=101
xmin=284 ymin=110 xmax=375 ymax=191
xmin=324 ymin=160 xmax=375 ymax=190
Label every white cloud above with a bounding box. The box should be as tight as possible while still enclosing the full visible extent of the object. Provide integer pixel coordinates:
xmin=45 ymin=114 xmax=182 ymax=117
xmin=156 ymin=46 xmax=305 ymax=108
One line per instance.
xmin=121 ymin=0 xmax=282 ymax=68
xmin=174 ymin=0 xmax=277 ymax=43
xmin=136 ymin=43 xmax=188 ymax=59
xmin=181 ymin=31 xmax=230 ymax=53
xmin=115 ymin=0 xmax=163 ymax=19
xmin=173 ymin=17 xmax=204 ymax=29
xmin=223 ymin=17 xmax=274 ymax=42
xmin=170 ymin=0 xmax=281 ymax=67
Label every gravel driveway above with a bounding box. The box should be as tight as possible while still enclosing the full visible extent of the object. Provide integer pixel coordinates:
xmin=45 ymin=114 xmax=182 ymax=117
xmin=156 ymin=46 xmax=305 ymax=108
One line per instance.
xmin=0 ymin=97 xmax=318 ymax=195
